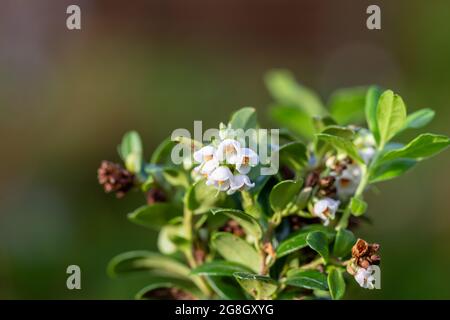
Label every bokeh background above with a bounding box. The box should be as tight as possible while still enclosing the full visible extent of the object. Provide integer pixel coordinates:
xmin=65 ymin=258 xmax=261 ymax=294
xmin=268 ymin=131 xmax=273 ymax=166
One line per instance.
xmin=1 ymin=0 xmax=449 ymax=299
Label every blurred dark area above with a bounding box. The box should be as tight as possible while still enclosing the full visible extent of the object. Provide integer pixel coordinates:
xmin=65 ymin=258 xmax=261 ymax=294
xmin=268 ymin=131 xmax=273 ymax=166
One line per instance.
xmin=0 ymin=0 xmax=449 ymax=299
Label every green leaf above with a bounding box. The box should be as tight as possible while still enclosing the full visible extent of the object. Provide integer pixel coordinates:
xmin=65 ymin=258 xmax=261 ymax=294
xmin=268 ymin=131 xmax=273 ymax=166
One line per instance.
xmin=376 ymin=90 xmax=407 ymax=148
xmin=269 ymin=180 xmax=302 ymax=213
xmin=369 ymin=158 xmax=417 ymax=183
xmin=206 ymin=276 xmax=247 ymax=300
xmin=269 ymin=105 xmax=316 ymax=139
xmin=118 ymin=131 xmax=143 ymax=173
xmin=365 ymin=86 xmax=382 ymax=145
xmin=107 ymin=251 xmax=190 ymax=279
xmin=381 ymin=133 xmax=450 ymax=162
xmin=404 ymin=108 xmax=435 ymax=130
xmin=145 ymin=165 xmax=189 ymax=188
xmin=276 ymin=232 xmax=309 ymax=258
xmin=229 ymin=107 xmax=257 ymax=131
xmin=315 ymin=126 xmax=355 ymax=156
xmin=316 ymin=133 xmax=364 ymax=164
xmin=211 ymin=208 xmax=263 ymax=239
xmin=186 ymin=181 xmax=226 ymax=214
xmin=150 ymin=138 xmax=177 ymax=165
xmin=157 ymin=222 xmax=187 ymax=254
xmin=265 ymin=69 xmax=326 ymax=116
xmin=127 ymin=204 xmax=182 ymax=230
xmin=135 ymin=280 xmax=201 ymax=300
xmin=329 ymin=87 xmax=367 ymax=125
xmin=233 ymin=272 xmax=278 ymax=299
xmin=191 ymin=261 xmax=253 ymax=277
xmin=277 ymin=141 xmax=308 ymax=171
xmin=333 ymin=229 xmax=356 ymax=258
xmin=306 ymin=231 xmax=329 ymax=263
xmin=327 ymin=268 xmax=346 ymax=300
xmin=349 ymin=197 xmax=367 ymax=216
xmin=285 ymin=270 xmax=328 ymax=291
xmin=211 ymin=233 xmax=261 ymax=273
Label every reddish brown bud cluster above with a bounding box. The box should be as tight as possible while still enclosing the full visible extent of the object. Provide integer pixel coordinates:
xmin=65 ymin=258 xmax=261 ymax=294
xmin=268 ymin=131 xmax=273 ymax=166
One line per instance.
xmin=97 ymin=161 xmax=135 ymax=198
xmin=220 ymin=220 xmax=245 ymax=237
xmin=347 ymin=238 xmax=381 ymax=274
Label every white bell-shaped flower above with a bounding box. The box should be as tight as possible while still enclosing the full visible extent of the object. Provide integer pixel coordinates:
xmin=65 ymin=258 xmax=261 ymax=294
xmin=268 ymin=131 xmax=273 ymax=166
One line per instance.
xmin=193 ymin=145 xmax=216 ymax=163
xmin=207 ymin=166 xmax=233 ymax=191
xmin=216 ymin=139 xmax=241 ymax=164
xmin=313 ymin=198 xmax=340 ymax=226
xmin=227 ymin=174 xmax=255 ymax=195
xmin=354 ymin=266 xmax=376 ymax=289
xmin=236 ymin=148 xmax=259 ymax=174
xmin=335 ymin=164 xmax=361 ymax=199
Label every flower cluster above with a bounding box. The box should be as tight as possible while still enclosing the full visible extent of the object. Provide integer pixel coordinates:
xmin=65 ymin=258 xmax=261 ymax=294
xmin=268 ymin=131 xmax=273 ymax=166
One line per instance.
xmin=347 ymin=239 xmax=381 ymax=289
xmin=193 ymin=127 xmax=259 ymax=194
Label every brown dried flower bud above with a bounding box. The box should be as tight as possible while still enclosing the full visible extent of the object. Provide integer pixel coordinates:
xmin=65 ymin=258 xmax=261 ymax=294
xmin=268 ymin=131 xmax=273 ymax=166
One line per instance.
xmin=97 ymin=160 xmax=135 ymax=198
xmin=352 ymin=239 xmax=369 ymax=258
xmin=359 ymin=259 xmax=370 ymax=269
xmin=319 ymin=176 xmax=336 ymax=188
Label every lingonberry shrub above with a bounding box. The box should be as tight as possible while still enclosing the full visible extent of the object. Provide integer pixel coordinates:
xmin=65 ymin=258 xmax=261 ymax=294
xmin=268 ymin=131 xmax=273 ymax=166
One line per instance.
xmin=99 ymin=70 xmax=449 ymax=300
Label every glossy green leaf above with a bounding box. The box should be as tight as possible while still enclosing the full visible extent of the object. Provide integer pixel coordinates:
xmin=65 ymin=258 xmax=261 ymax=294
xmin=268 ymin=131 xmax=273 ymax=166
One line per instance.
xmin=269 ymin=180 xmax=302 ymax=213
xmin=206 ymin=276 xmax=247 ymax=300
xmin=315 ymin=126 xmax=355 ymax=156
xmin=329 ymin=87 xmax=367 ymax=125
xmin=234 ymin=272 xmax=278 ymax=299
xmin=365 ymin=86 xmax=382 ymax=145
xmin=118 ymin=131 xmax=143 ymax=173
xmin=211 ymin=208 xmax=262 ymax=239
xmin=333 ymin=229 xmax=356 ymax=258
xmin=265 ymin=69 xmax=326 ymax=116
xmin=285 ymin=270 xmax=328 ymax=291
xmin=127 ymin=204 xmax=182 ymax=230
xmin=107 ymin=251 xmax=190 ymax=279
xmin=306 ymin=231 xmax=329 ymax=263
xmin=186 ymin=181 xmax=226 ymax=214
xmin=150 ymin=138 xmax=177 ymax=165
xmin=191 ymin=261 xmax=253 ymax=277
xmin=327 ymin=268 xmax=346 ymax=300
xmin=316 ymin=133 xmax=364 ymax=164
xmin=277 ymin=141 xmax=308 ymax=171
xmin=404 ymin=108 xmax=435 ymax=130
xmin=369 ymin=158 xmax=417 ymax=183
xmin=229 ymin=107 xmax=257 ymax=131
xmin=135 ymin=280 xmax=201 ymax=300
xmin=157 ymin=222 xmax=187 ymax=254
xmin=376 ymin=90 xmax=407 ymax=148
xmin=381 ymin=133 xmax=450 ymax=162
xmin=276 ymin=232 xmax=309 ymax=258
xmin=350 ymin=197 xmax=367 ymax=216
xmin=211 ymin=233 xmax=261 ymax=273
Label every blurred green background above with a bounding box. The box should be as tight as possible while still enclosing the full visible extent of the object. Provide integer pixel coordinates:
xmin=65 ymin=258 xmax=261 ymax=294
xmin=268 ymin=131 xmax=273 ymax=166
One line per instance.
xmin=0 ymin=0 xmax=449 ymax=299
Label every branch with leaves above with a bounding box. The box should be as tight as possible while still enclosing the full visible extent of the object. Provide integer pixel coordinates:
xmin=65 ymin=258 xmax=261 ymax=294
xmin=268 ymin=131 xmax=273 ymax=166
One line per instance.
xmin=98 ymin=70 xmax=449 ymax=300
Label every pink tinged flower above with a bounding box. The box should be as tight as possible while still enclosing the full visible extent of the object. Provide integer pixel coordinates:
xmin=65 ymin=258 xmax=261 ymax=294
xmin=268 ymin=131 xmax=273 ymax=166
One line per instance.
xmin=354 ymin=266 xmax=376 ymax=289
xmin=216 ymin=139 xmax=241 ymax=165
xmin=313 ymin=198 xmax=340 ymax=226
xmin=209 ymin=166 xmax=233 ymax=191
xmin=236 ymin=148 xmax=259 ymax=174
xmin=193 ymin=145 xmax=216 ymax=163
xmin=227 ymin=174 xmax=255 ymax=195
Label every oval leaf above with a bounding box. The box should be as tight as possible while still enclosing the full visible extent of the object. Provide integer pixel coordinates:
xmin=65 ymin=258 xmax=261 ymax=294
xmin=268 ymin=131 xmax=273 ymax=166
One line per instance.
xmin=376 ymin=90 xmax=407 ymax=148
xmin=316 ymin=133 xmax=364 ymax=164
xmin=404 ymin=108 xmax=435 ymax=130
xmin=269 ymin=180 xmax=302 ymax=213
xmin=233 ymin=272 xmax=278 ymax=299
xmin=365 ymin=86 xmax=382 ymax=145
xmin=306 ymin=231 xmax=329 ymax=263
xmin=211 ymin=233 xmax=261 ymax=273
xmin=276 ymin=232 xmax=309 ymax=258
xmin=333 ymin=229 xmax=356 ymax=259
xmin=191 ymin=261 xmax=253 ymax=277
xmin=211 ymin=208 xmax=262 ymax=239
xmin=328 ymin=268 xmax=346 ymax=300
xmin=285 ymin=270 xmax=328 ymax=291
xmin=127 ymin=204 xmax=182 ymax=230
xmin=350 ymin=197 xmax=367 ymax=216
xmin=369 ymin=158 xmax=417 ymax=183
xmin=229 ymin=107 xmax=257 ymax=131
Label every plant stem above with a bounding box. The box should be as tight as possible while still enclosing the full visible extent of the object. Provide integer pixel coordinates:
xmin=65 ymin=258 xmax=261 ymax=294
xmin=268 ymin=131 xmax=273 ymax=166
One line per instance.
xmin=182 ymin=206 xmax=212 ymax=298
